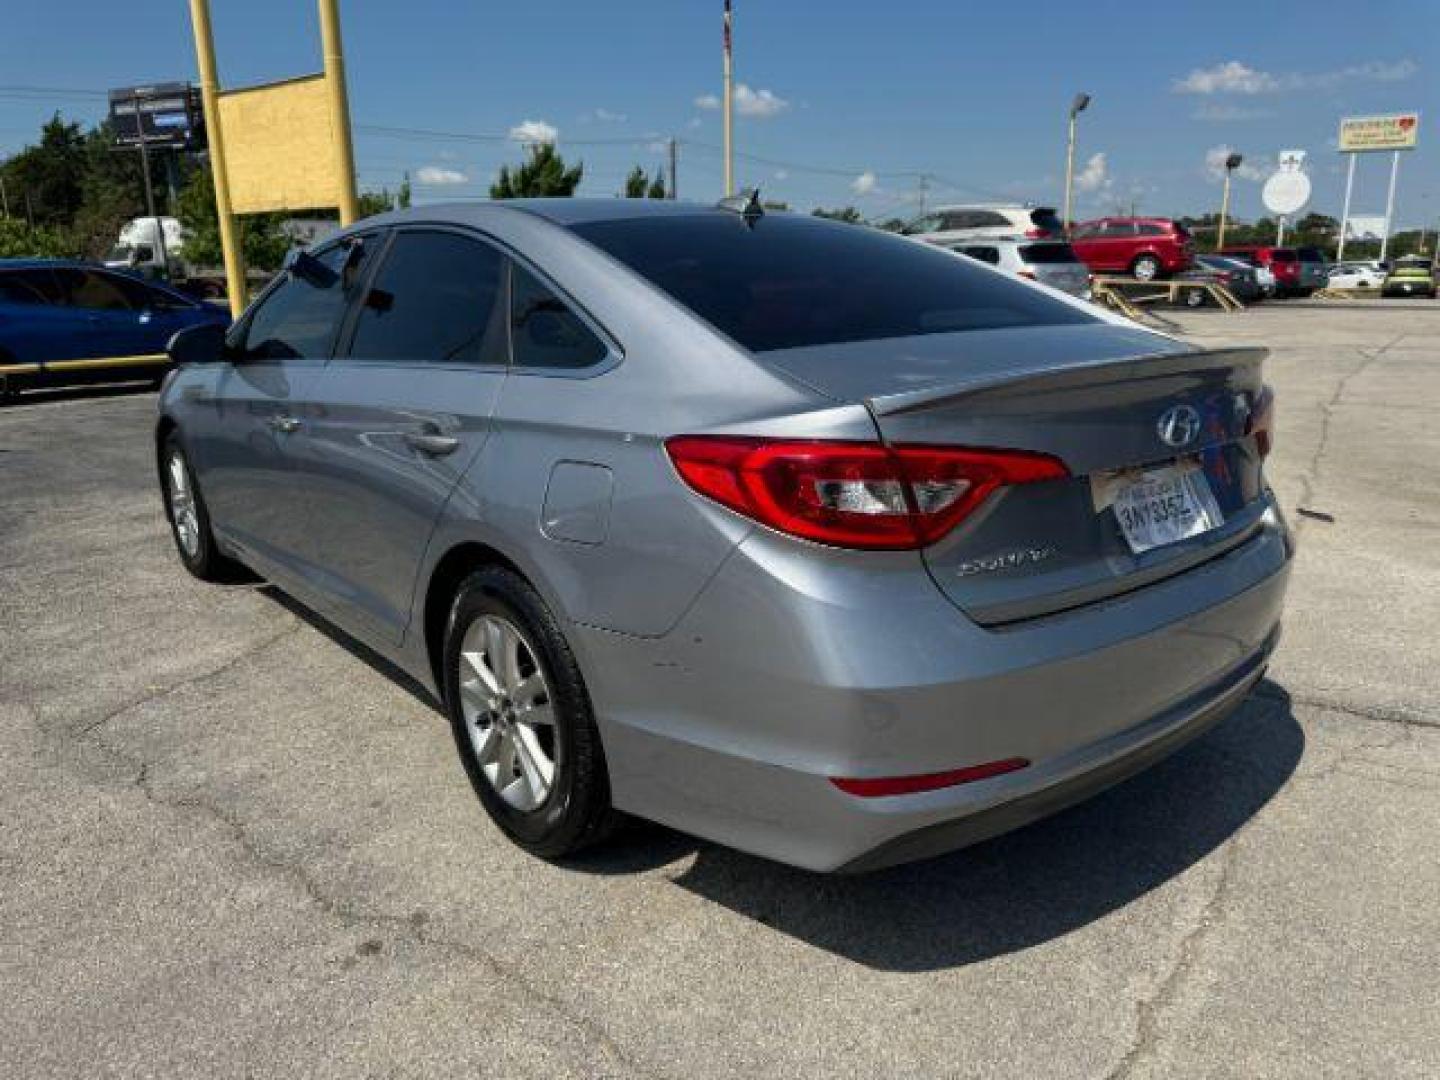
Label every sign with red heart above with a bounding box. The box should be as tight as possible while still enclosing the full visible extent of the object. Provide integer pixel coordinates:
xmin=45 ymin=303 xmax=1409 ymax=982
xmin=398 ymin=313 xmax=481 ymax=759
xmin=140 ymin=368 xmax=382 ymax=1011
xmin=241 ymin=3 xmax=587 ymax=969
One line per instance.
xmin=1339 ymin=113 xmax=1421 ymax=152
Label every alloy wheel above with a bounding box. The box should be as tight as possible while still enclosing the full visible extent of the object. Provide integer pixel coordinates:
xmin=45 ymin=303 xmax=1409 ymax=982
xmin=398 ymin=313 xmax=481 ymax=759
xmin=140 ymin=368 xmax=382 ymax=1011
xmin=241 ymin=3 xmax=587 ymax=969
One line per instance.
xmin=167 ymin=452 xmax=201 ymax=559
xmin=458 ymin=615 xmax=557 ymax=812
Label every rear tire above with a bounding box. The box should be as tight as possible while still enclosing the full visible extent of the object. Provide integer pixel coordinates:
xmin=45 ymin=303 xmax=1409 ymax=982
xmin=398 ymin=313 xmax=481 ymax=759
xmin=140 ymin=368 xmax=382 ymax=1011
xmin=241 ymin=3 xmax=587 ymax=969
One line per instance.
xmin=1132 ymin=254 xmax=1161 ymax=281
xmin=443 ymin=566 xmax=618 ymax=860
xmin=160 ymin=433 xmax=249 ymax=582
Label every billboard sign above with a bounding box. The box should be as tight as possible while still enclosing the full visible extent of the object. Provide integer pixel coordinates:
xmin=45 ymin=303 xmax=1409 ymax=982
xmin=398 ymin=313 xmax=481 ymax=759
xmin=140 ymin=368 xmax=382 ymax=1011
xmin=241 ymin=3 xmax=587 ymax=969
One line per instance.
xmin=1338 ymin=113 xmax=1420 ymax=153
xmin=109 ymin=83 xmax=205 ymax=150
xmin=217 ymin=74 xmax=341 ymax=214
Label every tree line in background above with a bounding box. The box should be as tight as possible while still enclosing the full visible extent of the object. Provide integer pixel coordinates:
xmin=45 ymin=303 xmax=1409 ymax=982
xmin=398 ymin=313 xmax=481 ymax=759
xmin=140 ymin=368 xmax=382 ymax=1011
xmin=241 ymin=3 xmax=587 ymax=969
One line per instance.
xmin=1 ymin=113 xmax=1431 ymax=266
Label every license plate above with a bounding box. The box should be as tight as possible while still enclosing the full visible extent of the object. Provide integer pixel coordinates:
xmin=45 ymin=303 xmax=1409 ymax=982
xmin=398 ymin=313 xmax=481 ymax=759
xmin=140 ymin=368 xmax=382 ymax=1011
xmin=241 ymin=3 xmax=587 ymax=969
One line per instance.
xmin=1099 ymin=463 xmax=1224 ymax=554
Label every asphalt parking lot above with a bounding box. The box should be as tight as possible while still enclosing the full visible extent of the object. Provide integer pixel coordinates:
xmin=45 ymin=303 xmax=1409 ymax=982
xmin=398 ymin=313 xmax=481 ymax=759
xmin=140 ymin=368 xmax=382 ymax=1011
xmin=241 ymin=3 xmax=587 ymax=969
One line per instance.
xmin=3 ymin=300 xmax=1438 ymax=1079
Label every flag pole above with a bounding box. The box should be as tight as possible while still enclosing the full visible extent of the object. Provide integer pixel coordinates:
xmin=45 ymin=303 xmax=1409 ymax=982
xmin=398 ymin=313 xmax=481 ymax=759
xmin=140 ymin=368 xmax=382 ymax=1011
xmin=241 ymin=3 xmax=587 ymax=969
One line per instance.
xmin=722 ymin=0 xmax=734 ymax=196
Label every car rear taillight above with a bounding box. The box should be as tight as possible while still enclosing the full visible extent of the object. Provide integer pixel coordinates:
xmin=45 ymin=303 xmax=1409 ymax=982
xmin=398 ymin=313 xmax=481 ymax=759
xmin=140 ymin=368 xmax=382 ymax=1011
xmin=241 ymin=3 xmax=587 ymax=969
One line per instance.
xmin=1247 ymin=386 xmax=1275 ymax=457
xmin=830 ymin=757 xmax=1030 ymax=797
xmin=1024 ymin=228 xmax=1046 ymax=239
xmin=664 ymin=436 xmax=1069 ymax=550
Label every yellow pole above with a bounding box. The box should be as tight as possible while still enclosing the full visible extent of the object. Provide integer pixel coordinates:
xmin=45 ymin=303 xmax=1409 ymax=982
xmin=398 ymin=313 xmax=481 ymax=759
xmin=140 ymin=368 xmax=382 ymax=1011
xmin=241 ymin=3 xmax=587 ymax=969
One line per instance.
xmin=1063 ymin=113 xmax=1077 ymax=235
xmin=722 ymin=0 xmax=734 ymax=196
xmin=186 ymin=0 xmax=246 ymax=318
xmin=318 ymin=0 xmax=360 ymax=225
xmin=1216 ymin=168 xmax=1233 ymax=251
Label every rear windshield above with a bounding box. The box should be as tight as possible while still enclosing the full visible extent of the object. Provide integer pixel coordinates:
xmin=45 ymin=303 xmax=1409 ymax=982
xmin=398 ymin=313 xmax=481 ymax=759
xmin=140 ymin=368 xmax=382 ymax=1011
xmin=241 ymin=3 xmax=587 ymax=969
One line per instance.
xmin=571 ymin=214 xmax=1094 ymax=352
xmin=1019 ymin=242 xmax=1080 ymax=265
xmin=1295 ymin=247 xmax=1325 ymax=262
xmin=1028 ymin=208 xmax=1064 ymax=233
xmin=1270 ymin=249 xmax=1298 ymax=263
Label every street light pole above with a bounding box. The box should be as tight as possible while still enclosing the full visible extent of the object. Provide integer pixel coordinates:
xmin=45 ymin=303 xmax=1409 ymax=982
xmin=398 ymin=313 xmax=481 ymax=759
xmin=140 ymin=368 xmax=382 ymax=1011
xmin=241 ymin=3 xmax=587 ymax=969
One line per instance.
xmin=1063 ymin=92 xmax=1090 ymax=235
xmin=722 ymin=0 xmax=734 ymax=196
xmin=1216 ymin=152 xmax=1242 ymax=251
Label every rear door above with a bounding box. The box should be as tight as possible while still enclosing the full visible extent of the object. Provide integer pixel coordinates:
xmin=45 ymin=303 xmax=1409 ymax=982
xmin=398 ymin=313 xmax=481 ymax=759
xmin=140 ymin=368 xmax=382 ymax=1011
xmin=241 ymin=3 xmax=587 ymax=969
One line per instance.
xmin=48 ymin=267 xmax=154 ymax=367
xmin=0 ymin=268 xmax=74 ymax=370
xmin=297 ymin=226 xmax=510 ymax=645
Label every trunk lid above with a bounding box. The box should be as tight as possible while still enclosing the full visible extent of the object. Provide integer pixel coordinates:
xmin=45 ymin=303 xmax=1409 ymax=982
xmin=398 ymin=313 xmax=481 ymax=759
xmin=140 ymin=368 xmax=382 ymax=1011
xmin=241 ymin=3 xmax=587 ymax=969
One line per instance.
xmin=761 ymin=324 xmax=1270 ymax=624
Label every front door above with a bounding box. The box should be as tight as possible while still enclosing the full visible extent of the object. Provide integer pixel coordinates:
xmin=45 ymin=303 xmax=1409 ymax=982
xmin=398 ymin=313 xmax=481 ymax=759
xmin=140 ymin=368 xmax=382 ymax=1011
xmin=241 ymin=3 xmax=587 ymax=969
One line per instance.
xmin=298 ymin=227 xmax=510 ymax=645
xmin=189 ymin=241 xmax=369 ymax=584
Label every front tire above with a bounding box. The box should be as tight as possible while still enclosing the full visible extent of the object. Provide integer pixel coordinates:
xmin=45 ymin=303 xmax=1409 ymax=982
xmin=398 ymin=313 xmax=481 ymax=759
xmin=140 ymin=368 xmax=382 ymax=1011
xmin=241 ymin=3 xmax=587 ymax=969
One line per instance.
xmin=1132 ymin=254 xmax=1162 ymax=281
xmin=161 ymin=434 xmax=248 ymax=582
xmin=443 ymin=566 xmax=617 ymax=860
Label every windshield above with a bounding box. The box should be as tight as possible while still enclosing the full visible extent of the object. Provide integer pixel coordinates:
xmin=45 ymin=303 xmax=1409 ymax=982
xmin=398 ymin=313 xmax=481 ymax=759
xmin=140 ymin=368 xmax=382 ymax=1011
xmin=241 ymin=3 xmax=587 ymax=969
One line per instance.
xmin=572 ymin=214 xmax=1095 ymax=353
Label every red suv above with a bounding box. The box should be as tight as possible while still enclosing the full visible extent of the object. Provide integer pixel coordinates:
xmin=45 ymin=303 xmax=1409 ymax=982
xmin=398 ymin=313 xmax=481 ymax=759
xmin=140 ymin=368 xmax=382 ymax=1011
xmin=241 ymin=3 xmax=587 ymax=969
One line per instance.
xmin=1219 ymin=247 xmax=1322 ymax=298
xmin=1070 ymin=217 xmax=1195 ymax=280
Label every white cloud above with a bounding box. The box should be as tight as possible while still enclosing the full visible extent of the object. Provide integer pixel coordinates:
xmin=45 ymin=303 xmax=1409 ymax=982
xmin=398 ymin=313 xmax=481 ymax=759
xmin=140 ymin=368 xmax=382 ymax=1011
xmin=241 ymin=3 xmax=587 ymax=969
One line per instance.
xmin=1193 ymin=103 xmax=1273 ymax=122
xmin=686 ymin=116 xmax=704 ymax=130
xmin=851 ymin=171 xmax=878 ymax=196
xmin=773 ymin=169 xmax=789 ymax=181
xmin=415 ymin=165 xmax=468 ymax=186
xmin=1175 ymin=57 xmax=1418 ymax=95
xmin=508 ymin=119 xmax=559 ymax=144
xmin=694 ymin=83 xmax=789 ymax=119
xmin=1204 ymin=145 xmax=1270 ymax=183
xmin=592 ymin=107 xmax=626 ymax=123
xmin=1174 ymin=61 xmax=1279 ymax=95
xmin=1074 ymin=152 xmax=1110 ymax=193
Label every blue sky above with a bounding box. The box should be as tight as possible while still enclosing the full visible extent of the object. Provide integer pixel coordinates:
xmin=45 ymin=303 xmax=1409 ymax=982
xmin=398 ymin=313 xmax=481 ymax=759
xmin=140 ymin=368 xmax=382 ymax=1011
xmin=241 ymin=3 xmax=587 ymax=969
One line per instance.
xmin=3 ymin=0 xmax=1438 ymax=226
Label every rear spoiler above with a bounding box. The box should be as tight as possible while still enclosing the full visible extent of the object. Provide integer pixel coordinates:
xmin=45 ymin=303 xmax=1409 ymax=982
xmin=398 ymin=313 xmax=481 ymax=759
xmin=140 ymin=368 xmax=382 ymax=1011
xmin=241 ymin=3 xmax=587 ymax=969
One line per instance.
xmin=865 ymin=345 xmax=1268 ymax=417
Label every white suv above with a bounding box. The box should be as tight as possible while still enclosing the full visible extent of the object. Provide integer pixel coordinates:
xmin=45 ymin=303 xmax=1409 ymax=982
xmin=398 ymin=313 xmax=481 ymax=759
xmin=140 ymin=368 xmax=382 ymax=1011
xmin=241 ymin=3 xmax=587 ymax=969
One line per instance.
xmin=947 ymin=237 xmax=1092 ymax=299
xmin=904 ymin=204 xmax=1065 ymax=245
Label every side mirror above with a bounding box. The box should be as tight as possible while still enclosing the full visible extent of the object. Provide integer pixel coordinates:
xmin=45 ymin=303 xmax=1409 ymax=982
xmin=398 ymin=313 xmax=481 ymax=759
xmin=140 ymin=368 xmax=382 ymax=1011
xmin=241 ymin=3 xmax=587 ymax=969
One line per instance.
xmin=285 ymin=248 xmax=338 ymax=289
xmin=167 ymin=322 xmax=228 ymax=366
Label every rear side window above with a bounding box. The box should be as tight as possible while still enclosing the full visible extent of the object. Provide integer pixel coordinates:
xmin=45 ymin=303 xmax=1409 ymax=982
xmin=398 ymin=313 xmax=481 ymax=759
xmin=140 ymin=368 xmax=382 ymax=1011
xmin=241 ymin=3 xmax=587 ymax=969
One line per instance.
xmin=510 ymin=265 xmax=609 ymax=370
xmin=1270 ymin=250 xmax=1298 ymax=263
xmin=1100 ymin=222 xmax=1137 ymax=238
xmin=51 ymin=268 xmax=135 ymax=311
xmin=1136 ymin=223 xmax=1165 ymax=237
xmin=572 ymin=214 xmax=1093 ymax=353
xmin=0 ymin=270 xmax=58 ymax=304
xmin=348 ymin=230 xmax=507 ymax=365
xmin=1020 ymin=243 xmax=1079 ymax=265
xmin=238 ymin=244 xmax=355 ymax=361
xmin=1295 ymin=247 xmax=1324 ymax=262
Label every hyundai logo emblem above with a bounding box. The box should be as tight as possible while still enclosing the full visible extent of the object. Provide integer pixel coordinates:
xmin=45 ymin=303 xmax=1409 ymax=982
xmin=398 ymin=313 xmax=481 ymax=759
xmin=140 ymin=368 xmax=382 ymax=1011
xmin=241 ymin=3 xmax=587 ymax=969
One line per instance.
xmin=1157 ymin=405 xmax=1202 ymax=448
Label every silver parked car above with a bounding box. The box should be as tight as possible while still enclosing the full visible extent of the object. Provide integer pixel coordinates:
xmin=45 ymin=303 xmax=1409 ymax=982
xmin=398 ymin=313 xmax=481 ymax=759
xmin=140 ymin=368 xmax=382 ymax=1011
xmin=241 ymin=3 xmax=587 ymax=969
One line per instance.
xmin=157 ymin=199 xmax=1292 ymax=872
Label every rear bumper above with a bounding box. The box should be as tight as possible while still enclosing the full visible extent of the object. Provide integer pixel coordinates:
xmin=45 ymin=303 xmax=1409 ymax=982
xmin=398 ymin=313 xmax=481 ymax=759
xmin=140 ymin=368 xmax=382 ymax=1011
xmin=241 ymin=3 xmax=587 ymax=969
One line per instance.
xmin=575 ymin=498 xmax=1293 ymax=871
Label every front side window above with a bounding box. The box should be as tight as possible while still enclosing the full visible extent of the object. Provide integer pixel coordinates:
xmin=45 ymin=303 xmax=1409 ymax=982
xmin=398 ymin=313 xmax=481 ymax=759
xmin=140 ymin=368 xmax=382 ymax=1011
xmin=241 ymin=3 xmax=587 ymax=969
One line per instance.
xmin=510 ymin=265 xmax=609 ymax=370
xmin=348 ymin=230 xmax=506 ymax=365
xmin=573 ymin=213 xmax=1093 ymax=353
xmin=0 ymin=270 xmax=57 ymax=305
xmin=238 ymin=243 xmax=355 ymax=361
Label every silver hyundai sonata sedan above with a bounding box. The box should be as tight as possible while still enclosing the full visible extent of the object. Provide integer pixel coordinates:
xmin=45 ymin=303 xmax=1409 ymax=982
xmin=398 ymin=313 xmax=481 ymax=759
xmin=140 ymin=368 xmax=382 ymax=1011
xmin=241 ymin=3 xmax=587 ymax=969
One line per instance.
xmin=157 ymin=198 xmax=1291 ymax=872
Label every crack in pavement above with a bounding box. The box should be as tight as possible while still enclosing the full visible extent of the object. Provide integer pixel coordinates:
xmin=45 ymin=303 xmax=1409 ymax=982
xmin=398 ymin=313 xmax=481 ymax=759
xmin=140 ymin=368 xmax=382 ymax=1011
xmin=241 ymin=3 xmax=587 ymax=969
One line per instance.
xmin=1101 ymin=837 xmax=1244 ymax=1080
xmin=69 ymin=619 xmax=304 ymax=738
xmin=44 ymin=626 xmax=667 ymax=1080
xmin=1253 ymin=684 xmax=1439 ymax=730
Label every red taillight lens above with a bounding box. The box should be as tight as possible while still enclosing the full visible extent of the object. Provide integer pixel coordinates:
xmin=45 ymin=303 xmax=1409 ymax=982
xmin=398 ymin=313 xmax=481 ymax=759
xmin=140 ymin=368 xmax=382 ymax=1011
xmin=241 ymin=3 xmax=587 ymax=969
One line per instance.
xmin=664 ymin=436 xmax=1068 ymax=550
xmin=1247 ymin=386 xmax=1275 ymax=457
xmin=831 ymin=757 xmax=1030 ymax=797
xmin=1024 ymin=227 xmax=1044 ymax=238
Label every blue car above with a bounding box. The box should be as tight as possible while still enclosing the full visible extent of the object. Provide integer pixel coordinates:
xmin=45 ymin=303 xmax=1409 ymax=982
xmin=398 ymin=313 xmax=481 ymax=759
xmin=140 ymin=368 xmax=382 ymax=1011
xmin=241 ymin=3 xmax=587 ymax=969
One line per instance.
xmin=0 ymin=259 xmax=230 ymax=400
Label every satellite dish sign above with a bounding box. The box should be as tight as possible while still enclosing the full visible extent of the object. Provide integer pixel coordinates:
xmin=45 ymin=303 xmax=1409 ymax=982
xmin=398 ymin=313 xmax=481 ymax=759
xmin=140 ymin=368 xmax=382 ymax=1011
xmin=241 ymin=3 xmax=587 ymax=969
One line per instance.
xmin=1264 ymin=149 xmax=1311 ymax=215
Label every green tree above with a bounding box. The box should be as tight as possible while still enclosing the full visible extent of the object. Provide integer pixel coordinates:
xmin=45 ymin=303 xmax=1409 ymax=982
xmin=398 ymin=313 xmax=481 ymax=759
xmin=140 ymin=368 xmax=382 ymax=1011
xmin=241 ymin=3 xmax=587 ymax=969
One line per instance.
xmin=490 ymin=143 xmax=583 ymax=199
xmin=176 ymin=165 xmax=290 ymax=273
xmin=0 ymin=114 xmax=88 ymax=228
xmin=0 ymin=217 xmax=76 ymax=258
xmin=812 ymin=206 xmax=862 ymax=223
xmin=357 ymin=173 xmax=413 ymax=218
xmin=622 ymin=165 xmax=666 ymax=199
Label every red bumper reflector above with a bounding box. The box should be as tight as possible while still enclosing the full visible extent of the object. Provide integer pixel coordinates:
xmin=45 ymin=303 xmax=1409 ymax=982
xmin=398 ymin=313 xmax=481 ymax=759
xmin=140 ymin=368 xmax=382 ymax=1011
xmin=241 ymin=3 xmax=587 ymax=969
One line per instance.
xmin=830 ymin=757 xmax=1030 ymax=798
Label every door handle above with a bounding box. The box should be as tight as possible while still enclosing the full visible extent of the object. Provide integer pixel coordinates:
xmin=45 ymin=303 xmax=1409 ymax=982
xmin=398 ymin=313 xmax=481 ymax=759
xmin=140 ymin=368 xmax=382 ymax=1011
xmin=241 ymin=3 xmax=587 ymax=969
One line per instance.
xmin=269 ymin=415 xmax=301 ymax=434
xmin=405 ymin=430 xmax=460 ymax=456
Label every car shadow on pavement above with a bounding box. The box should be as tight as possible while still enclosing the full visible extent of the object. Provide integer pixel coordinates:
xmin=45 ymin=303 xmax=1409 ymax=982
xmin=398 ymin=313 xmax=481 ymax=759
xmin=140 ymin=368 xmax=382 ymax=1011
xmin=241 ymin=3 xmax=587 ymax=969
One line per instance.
xmin=654 ymin=684 xmax=1303 ymax=972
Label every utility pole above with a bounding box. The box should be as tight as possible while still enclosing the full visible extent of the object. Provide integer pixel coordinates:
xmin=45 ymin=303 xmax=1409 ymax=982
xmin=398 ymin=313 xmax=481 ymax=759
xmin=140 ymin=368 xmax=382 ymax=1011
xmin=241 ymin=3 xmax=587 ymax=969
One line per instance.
xmin=0 ymin=174 xmax=9 ymax=219
xmin=1063 ymin=92 xmax=1091 ymax=234
xmin=187 ymin=0 xmax=247 ymax=316
xmin=1217 ymin=152 xmax=1242 ymax=251
xmin=668 ymin=137 xmax=678 ymax=200
xmin=318 ymin=0 xmax=360 ymax=226
xmin=722 ymin=0 xmax=735 ymax=195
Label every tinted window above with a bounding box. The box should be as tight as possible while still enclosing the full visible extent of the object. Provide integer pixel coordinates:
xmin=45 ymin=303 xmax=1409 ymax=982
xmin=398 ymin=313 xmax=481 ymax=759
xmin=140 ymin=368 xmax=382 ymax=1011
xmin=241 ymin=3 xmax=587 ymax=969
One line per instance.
xmin=973 ymin=210 xmax=1010 ymax=228
xmin=52 ymin=268 xmax=135 ymax=311
xmin=901 ymin=214 xmax=943 ymax=236
xmin=1071 ymin=222 xmax=1101 ymax=239
xmin=0 ymin=270 xmax=58 ymax=305
xmin=1270 ymin=249 xmax=1298 ymax=263
xmin=239 ymin=244 xmax=355 ymax=361
xmin=958 ymin=246 xmax=1000 ymax=265
xmin=1136 ymin=223 xmax=1165 ymax=237
xmin=1020 ymin=242 xmax=1079 ymax=265
xmin=348 ymin=230 xmax=506 ymax=365
xmin=573 ymin=214 xmax=1093 ymax=352
xmin=1100 ymin=222 xmax=1137 ymax=238
xmin=1029 ymin=208 xmax=1063 ymax=233
xmin=510 ymin=265 xmax=609 ymax=370
xmin=1295 ymin=247 xmax=1325 ymax=262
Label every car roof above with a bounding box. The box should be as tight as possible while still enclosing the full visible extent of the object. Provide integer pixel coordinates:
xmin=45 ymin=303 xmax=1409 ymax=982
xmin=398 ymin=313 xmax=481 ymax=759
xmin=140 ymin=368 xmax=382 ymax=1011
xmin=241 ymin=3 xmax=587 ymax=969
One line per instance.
xmin=354 ymin=198 xmax=748 ymax=232
xmin=930 ymin=203 xmax=1048 ymax=212
xmin=0 ymin=258 xmax=100 ymax=271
